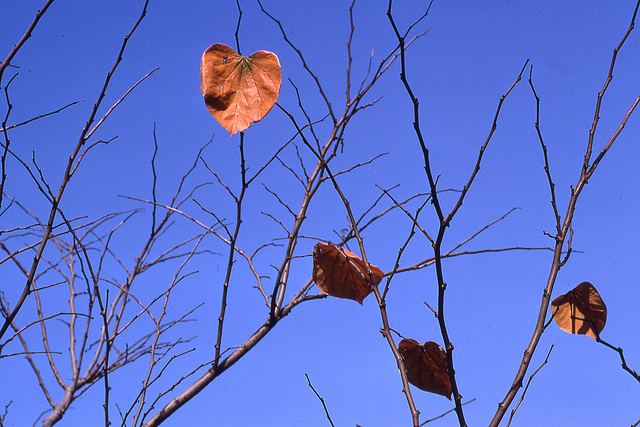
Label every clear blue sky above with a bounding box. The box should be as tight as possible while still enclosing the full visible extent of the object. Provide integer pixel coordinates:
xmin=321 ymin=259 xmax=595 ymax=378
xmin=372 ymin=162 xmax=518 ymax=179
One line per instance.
xmin=1 ymin=1 xmax=639 ymax=426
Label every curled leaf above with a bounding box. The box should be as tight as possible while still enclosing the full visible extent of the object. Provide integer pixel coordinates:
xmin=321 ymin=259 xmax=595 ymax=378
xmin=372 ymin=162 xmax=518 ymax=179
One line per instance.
xmin=201 ymin=43 xmax=281 ymax=136
xmin=398 ymin=339 xmax=452 ymax=399
xmin=312 ymin=243 xmax=383 ymax=304
xmin=551 ymin=282 xmax=607 ymax=340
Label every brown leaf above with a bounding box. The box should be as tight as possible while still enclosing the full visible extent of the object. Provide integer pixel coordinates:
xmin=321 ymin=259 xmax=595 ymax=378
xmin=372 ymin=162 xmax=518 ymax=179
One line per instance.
xmin=398 ymin=339 xmax=452 ymax=399
xmin=312 ymin=243 xmax=383 ymax=304
xmin=201 ymin=43 xmax=281 ymax=136
xmin=551 ymin=282 xmax=607 ymax=340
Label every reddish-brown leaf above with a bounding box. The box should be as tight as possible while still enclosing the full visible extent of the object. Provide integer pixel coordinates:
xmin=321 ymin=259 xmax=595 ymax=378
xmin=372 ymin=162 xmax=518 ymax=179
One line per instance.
xmin=312 ymin=243 xmax=383 ymax=304
xmin=398 ymin=339 xmax=452 ymax=399
xmin=551 ymin=282 xmax=607 ymax=340
xmin=201 ymin=43 xmax=281 ymax=136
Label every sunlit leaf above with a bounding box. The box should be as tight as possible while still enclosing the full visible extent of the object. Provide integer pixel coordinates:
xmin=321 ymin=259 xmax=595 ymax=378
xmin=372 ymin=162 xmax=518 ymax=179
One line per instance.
xmin=551 ymin=282 xmax=607 ymax=340
xmin=200 ymin=43 xmax=281 ymax=136
xmin=312 ymin=243 xmax=383 ymax=304
xmin=398 ymin=339 xmax=452 ymax=399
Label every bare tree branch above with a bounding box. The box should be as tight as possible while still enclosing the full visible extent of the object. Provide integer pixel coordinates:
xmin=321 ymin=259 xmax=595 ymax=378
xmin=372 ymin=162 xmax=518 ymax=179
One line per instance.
xmin=0 ymin=0 xmax=56 ymax=84
xmin=0 ymin=0 xmax=151 ymax=346
xmin=490 ymin=2 xmax=640 ymax=424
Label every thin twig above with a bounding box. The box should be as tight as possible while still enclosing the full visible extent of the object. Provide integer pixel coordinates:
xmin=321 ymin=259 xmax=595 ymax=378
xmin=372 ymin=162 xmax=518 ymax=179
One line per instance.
xmin=528 ymin=66 xmax=561 ymax=234
xmin=214 ymin=133 xmax=248 ymax=369
xmin=0 ymin=0 xmax=56 ymax=84
xmin=592 ymin=326 xmax=640 ymax=383
xmin=305 ymin=374 xmax=335 ymax=427
xmin=0 ymin=100 xmax=83 ymax=132
xmin=506 ymin=346 xmax=554 ymax=427
xmin=420 ymin=398 xmax=476 ymax=425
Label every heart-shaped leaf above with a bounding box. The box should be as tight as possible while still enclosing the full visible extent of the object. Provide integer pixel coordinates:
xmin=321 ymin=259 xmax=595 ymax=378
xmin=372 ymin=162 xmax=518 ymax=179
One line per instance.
xmin=398 ymin=339 xmax=452 ymax=399
xmin=551 ymin=282 xmax=607 ymax=340
xmin=201 ymin=43 xmax=281 ymax=136
xmin=312 ymin=243 xmax=383 ymax=304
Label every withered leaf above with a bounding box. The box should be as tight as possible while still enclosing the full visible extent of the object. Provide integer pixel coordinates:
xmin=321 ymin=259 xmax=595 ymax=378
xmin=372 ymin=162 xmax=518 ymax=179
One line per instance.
xmin=398 ymin=339 xmax=452 ymax=399
xmin=312 ymin=243 xmax=383 ymax=304
xmin=551 ymin=282 xmax=607 ymax=340
xmin=201 ymin=43 xmax=281 ymax=136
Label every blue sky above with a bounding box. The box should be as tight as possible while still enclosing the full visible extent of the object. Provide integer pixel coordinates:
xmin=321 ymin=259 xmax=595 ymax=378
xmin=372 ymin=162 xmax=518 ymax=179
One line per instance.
xmin=1 ymin=1 xmax=639 ymax=426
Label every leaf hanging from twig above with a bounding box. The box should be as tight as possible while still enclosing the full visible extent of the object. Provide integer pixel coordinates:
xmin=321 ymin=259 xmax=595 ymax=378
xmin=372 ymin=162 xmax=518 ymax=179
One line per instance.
xmin=551 ymin=282 xmax=607 ymax=340
xmin=200 ymin=43 xmax=281 ymax=136
xmin=398 ymin=338 xmax=452 ymax=399
xmin=312 ymin=243 xmax=383 ymax=304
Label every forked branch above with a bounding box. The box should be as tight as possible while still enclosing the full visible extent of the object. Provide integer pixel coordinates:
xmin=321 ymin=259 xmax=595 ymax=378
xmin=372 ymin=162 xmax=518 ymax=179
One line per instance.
xmin=490 ymin=2 xmax=640 ymax=424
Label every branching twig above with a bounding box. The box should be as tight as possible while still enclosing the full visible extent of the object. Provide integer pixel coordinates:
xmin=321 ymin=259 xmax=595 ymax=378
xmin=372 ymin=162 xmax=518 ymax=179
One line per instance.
xmin=490 ymin=2 xmax=640 ymax=424
xmin=0 ymin=0 xmax=151 ymax=345
xmin=388 ymin=1 xmax=527 ymax=424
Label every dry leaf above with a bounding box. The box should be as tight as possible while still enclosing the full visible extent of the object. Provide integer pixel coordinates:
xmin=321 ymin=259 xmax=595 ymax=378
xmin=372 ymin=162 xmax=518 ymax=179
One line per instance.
xmin=398 ymin=339 xmax=452 ymax=399
xmin=201 ymin=43 xmax=281 ymax=136
xmin=551 ymin=282 xmax=607 ymax=340
xmin=312 ymin=243 xmax=383 ymax=304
